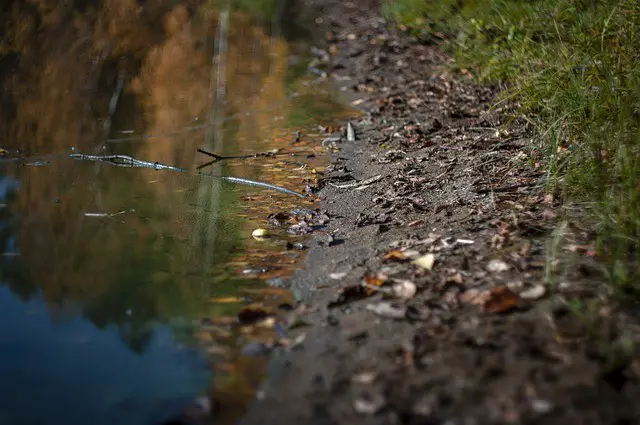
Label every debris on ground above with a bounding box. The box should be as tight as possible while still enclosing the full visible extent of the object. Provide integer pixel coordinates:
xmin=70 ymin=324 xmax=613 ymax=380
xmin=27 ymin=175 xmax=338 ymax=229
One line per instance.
xmin=239 ymin=1 xmax=640 ymax=424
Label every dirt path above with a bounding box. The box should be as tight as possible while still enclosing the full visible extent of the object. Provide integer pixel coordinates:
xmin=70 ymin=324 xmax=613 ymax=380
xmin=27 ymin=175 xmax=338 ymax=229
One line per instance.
xmin=238 ymin=1 xmax=640 ymax=424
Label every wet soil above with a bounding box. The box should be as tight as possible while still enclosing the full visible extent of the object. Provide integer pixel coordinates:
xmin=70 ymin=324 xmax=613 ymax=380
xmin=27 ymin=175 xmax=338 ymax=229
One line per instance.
xmin=236 ymin=1 xmax=640 ymax=424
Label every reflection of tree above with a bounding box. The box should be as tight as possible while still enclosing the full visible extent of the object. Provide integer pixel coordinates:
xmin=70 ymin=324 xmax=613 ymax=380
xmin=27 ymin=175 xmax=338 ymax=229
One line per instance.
xmin=0 ymin=0 xmax=347 ymax=356
xmin=0 ymin=176 xmax=36 ymax=302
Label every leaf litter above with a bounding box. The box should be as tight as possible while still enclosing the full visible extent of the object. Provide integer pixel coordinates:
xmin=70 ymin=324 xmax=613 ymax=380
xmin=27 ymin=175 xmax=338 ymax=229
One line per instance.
xmin=237 ymin=2 xmax=638 ymax=424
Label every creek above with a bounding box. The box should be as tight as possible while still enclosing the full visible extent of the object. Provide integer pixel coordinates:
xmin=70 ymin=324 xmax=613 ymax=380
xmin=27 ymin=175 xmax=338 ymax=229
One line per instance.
xmin=0 ymin=1 xmax=352 ymax=424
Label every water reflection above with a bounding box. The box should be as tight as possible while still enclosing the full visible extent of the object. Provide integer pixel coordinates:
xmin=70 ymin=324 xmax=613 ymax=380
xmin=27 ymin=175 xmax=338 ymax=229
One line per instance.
xmin=0 ymin=1 xmax=353 ymax=424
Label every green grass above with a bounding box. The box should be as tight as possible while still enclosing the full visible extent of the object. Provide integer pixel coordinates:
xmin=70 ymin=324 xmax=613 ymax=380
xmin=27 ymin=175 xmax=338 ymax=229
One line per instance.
xmin=384 ymin=0 xmax=640 ymax=300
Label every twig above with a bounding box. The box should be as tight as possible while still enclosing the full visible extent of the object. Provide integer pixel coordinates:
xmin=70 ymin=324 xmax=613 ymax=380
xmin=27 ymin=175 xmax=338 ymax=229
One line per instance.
xmin=329 ymin=174 xmax=384 ymax=189
xmin=475 ymin=182 xmax=537 ymax=194
xmin=290 ymin=130 xmax=301 ymax=145
xmin=196 ymin=148 xmax=292 ymax=169
xmin=84 ymin=210 xmax=129 ymax=218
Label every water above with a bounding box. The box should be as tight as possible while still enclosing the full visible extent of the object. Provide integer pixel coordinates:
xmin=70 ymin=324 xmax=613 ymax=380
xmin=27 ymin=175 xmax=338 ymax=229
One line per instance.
xmin=0 ymin=1 xmax=353 ymax=424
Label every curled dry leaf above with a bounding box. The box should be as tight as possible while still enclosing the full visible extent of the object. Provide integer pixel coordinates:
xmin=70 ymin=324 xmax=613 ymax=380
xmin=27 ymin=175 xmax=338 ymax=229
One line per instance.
xmin=482 ymin=286 xmax=521 ymax=313
xmin=392 ymin=279 xmax=417 ymax=300
xmin=520 ymin=284 xmax=546 ymax=300
xmin=412 ymin=253 xmax=435 ymax=270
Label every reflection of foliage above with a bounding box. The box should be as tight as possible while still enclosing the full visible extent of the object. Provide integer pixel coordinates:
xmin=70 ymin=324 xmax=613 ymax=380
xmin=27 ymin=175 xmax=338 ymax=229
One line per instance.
xmin=287 ymin=94 xmax=349 ymax=128
xmin=0 ymin=0 xmax=350 ymax=356
xmin=232 ymin=0 xmax=280 ymax=21
xmin=0 ymin=175 xmax=36 ymax=302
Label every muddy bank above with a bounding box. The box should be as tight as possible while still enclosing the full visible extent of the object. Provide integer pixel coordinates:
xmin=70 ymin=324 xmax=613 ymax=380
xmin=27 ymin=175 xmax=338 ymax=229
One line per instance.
xmin=236 ymin=1 xmax=640 ymax=424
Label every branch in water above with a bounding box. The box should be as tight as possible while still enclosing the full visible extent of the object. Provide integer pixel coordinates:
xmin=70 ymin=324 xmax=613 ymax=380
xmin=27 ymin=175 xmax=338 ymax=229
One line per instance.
xmin=196 ymin=148 xmax=292 ymax=170
xmin=69 ymin=153 xmax=305 ymax=198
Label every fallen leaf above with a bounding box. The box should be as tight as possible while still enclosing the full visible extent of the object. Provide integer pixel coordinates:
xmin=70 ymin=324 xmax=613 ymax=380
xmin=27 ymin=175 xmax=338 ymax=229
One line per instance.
xmin=352 ymin=371 xmax=377 ymax=384
xmin=366 ymin=302 xmax=406 ymax=319
xmin=482 ymin=286 xmax=521 ymax=313
xmin=328 ymin=285 xmax=369 ymax=308
xmin=280 ymin=333 xmax=307 ymax=351
xmin=412 ymin=253 xmax=435 ymax=270
xmin=210 ymin=296 xmax=243 ymax=304
xmin=353 ymin=393 xmax=385 ymax=415
xmin=383 ymin=250 xmax=408 ymax=261
xmin=392 ymin=279 xmax=417 ymax=299
xmin=460 ymin=289 xmax=491 ymax=305
xmin=257 ymin=317 xmax=276 ymax=328
xmin=486 ymin=259 xmax=510 ymax=272
xmin=252 ymin=228 xmax=270 ymax=239
xmin=363 ymin=273 xmax=387 ymax=295
xmin=446 ymin=272 xmax=463 ymax=285
xmin=520 ymin=284 xmax=546 ymax=300
xmin=530 ymin=399 xmax=554 ymax=414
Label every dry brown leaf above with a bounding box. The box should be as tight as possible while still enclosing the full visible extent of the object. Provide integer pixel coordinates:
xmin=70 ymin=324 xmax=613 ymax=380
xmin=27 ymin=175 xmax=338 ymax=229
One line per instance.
xmin=362 ymin=273 xmax=387 ymax=295
xmin=482 ymin=286 xmax=521 ymax=313
xmin=460 ymin=289 xmax=491 ymax=305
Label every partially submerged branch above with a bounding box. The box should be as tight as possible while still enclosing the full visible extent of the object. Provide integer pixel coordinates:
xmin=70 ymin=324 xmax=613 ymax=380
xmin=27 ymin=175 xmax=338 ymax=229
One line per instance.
xmin=69 ymin=153 xmax=305 ymax=198
xmin=196 ymin=148 xmax=292 ymax=170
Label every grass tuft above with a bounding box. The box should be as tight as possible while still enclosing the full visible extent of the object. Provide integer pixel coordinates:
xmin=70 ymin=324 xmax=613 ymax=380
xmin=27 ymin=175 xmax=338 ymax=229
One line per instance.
xmin=385 ymin=0 xmax=640 ymax=300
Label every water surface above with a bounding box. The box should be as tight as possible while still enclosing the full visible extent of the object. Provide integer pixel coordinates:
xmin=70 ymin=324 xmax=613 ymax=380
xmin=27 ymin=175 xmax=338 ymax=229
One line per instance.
xmin=0 ymin=1 xmax=352 ymax=424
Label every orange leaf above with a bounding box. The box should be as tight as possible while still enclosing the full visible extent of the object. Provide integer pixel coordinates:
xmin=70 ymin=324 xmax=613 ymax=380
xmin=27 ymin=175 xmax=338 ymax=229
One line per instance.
xmin=363 ymin=273 xmax=387 ymax=295
xmin=482 ymin=286 xmax=521 ymax=314
xmin=383 ymin=250 xmax=408 ymax=261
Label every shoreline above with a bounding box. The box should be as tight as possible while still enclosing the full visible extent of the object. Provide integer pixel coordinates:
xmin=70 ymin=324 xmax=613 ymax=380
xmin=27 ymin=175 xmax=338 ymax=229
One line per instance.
xmin=237 ymin=1 xmax=640 ymax=424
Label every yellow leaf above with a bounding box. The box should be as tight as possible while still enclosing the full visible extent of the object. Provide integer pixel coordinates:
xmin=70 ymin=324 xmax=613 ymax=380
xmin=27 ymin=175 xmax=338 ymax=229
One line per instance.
xmin=412 ymin=253 xmax=435 ymax=270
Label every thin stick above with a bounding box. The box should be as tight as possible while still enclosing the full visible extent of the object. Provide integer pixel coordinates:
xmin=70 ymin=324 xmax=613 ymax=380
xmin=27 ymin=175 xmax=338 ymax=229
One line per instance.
xmin=328 ymin=174 xmax=384 ymax=189
xmin=196 ymin=148 xmax=293 ymax=169
xmin=475 ymin=182 xmax=537 ymax=194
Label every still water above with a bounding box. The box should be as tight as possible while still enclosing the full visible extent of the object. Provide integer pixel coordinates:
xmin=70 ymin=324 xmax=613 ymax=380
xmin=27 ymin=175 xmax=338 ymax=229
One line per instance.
xmin=0 ymin=1 xmax=351 ymax=424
